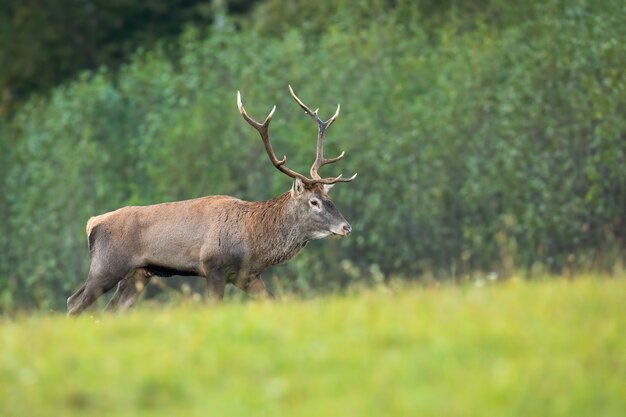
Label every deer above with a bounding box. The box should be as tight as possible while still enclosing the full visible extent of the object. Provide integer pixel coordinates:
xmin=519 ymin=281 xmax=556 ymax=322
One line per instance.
xmin=66 ymin=85 xmax=356 ymax=316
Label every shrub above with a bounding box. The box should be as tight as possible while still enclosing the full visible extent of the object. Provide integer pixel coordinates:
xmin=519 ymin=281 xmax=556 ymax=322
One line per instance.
xmin=1 ymin=0 xmax=625 ymax=309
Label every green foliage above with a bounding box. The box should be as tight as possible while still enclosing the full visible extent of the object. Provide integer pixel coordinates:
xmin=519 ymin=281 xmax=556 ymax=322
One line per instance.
xmin=1 ymin=0 xmax=626 ymax=308
xmin=1 ymin=277 xmax=625 ymax=416
xmin=0 ymin=0 xmax=257 ymax=113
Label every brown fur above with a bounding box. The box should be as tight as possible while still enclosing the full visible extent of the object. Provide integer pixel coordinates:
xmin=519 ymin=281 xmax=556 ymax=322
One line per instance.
xmin=67 ymin=182 xmax=351 ymax=315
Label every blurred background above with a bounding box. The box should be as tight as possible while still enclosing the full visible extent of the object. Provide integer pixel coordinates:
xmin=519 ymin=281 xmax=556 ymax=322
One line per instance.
xmin=0 ymin=0 xmax=624 ymax=310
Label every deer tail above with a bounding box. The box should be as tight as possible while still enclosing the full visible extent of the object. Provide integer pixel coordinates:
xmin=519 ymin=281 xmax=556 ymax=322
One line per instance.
xmin=86 ymin=216 xmax=101 ymax=253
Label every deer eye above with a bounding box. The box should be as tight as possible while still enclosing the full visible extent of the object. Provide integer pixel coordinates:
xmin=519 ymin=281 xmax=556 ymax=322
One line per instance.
xmin=309 ymin=198 xmax=321 ymax=209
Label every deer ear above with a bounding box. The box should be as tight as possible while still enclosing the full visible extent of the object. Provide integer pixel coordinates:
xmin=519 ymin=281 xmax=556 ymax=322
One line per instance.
xmin=291 ymin=178 xmax=304 ymax=197
xmin=323 ymin=183 xmax=335 ymax=193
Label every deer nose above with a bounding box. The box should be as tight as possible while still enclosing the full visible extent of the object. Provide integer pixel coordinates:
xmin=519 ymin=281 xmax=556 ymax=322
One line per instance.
xmin=342 ymin=223 xmax=352 ymax=236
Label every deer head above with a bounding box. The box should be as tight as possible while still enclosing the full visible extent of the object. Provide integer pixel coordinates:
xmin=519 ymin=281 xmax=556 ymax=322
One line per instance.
xmin=237 ymin=85 xmax=356 ymax=238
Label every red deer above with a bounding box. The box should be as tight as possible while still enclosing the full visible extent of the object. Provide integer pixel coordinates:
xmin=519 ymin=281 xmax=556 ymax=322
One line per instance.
xmin=67 ymin=86 xmax=356 ymax=315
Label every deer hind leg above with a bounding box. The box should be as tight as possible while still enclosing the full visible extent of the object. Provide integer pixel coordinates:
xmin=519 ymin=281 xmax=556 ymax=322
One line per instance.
xmin=67 ymin=261 xmax=131 ymax=316
xmin=106 ymin=268 xmax=152 ymax=312
xmin=67 ymin=284 xmax=86 ymax=310
xmin=234 ymin=275 xmax=275 ymax=300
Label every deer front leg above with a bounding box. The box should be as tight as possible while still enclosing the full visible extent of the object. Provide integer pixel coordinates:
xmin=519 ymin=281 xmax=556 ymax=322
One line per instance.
xmin=206 ymin=270 xmax=226 ymax=301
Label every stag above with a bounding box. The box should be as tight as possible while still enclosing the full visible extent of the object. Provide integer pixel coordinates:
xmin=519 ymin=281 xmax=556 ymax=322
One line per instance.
xmin=67 ymin=85 xmax=356 ymax=315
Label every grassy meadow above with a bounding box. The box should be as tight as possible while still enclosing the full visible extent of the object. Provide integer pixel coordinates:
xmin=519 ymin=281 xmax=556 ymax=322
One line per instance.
xmin=1 ymin=275 xmax=624 ymax=417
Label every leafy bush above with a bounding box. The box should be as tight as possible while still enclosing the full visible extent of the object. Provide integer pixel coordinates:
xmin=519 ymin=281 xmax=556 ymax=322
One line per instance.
xmin=1 ymin=0 xmax=625 ymax=309
xmin=0 ymin=0 xmax=258 ymax=112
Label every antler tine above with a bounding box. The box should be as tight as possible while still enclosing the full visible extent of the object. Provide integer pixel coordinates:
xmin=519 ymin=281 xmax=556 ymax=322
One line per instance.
xmin=237 ymin=91 xmax=309 ymax=182
xmin=288 ymin=84 xmax=320 ymax=121
xmin=237 ymin=91 xmax=277 ymax=130
xmin=312 ymin=172 xmax=358 ymax=185
xmin=288 ymin=85 xmax=351 ymax=181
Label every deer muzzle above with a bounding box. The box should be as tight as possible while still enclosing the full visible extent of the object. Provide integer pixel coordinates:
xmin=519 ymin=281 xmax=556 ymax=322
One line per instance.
xmin=332 ymin=222 xmax=352 ymax=237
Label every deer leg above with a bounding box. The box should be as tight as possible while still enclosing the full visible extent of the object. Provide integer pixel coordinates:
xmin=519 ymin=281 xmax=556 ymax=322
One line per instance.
xmin=235 ymin=275 xmax=275 ymax=300
xmin=67 ymin=284 xmax=86 ymax=309
xmin=206 ymin=270 xmax=226 ymax=301
xmin=106 ymin=269 xmax=151 ymax=311
xmin=68 ymin=264 xmax=130 ymax=316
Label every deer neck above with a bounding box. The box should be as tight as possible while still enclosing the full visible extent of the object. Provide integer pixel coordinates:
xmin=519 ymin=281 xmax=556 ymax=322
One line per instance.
xmin=247 ymin=192 xmax=308 ymax=268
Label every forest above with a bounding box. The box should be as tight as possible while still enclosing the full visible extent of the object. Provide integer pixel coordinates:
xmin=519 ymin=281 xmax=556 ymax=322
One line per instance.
xmin=1 ymin=0 xmax=625 ymax=310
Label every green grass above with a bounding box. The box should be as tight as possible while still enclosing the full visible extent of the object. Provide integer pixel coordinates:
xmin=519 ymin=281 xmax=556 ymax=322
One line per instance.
xmin=1 ymin=276 xmax=625 ymax=417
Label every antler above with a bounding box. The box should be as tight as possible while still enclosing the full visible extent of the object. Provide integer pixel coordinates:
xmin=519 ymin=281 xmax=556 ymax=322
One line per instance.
xmin=237 ymin=87 xmax=357 ymax=186
xmin=237 ymin=91 xmax=310 ymax=183
xmin=288 ymin=85 xmax=357 ymax=183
